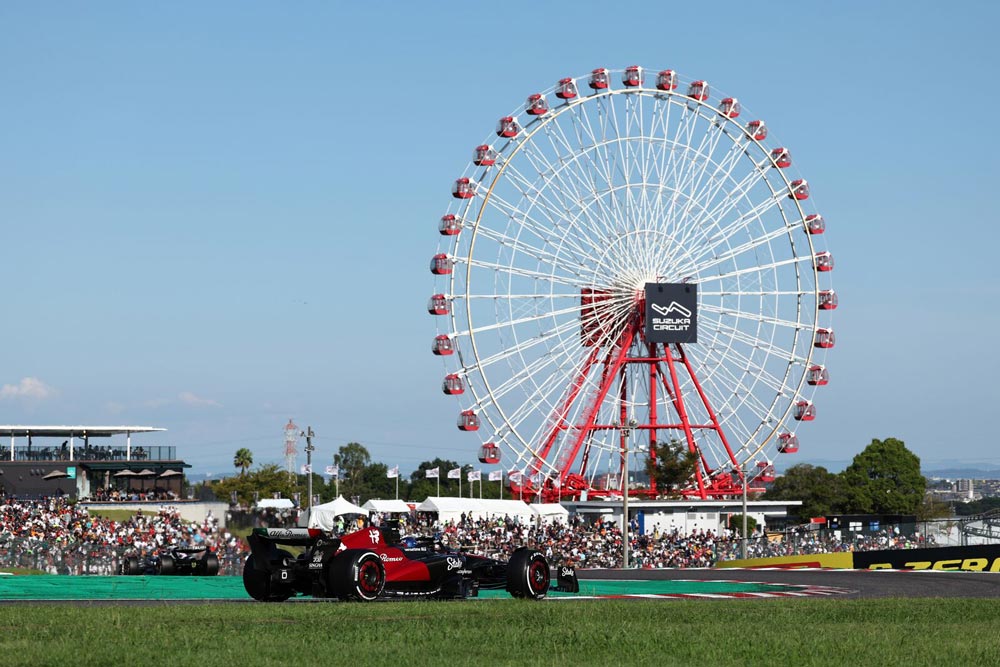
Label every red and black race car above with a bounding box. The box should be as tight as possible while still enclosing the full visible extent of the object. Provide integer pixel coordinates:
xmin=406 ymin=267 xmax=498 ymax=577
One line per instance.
xmin=242 ymin=524 xmax=577 ymax=602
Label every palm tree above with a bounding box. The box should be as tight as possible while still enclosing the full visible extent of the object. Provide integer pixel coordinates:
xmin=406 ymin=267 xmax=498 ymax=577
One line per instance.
xmin=234 ymin=448 xmax=253 ymax=477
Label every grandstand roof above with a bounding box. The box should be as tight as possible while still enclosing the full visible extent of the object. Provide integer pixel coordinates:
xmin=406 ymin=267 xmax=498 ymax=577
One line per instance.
xmin=0 ymin=425 xmax=166 ymax=438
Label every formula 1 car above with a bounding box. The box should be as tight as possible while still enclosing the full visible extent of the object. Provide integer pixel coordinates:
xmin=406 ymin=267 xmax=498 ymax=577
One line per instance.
xmin=120 ymin=546 xmax=220 ymax=576
xmin=242 ymin=524 xmax=578 ymax=602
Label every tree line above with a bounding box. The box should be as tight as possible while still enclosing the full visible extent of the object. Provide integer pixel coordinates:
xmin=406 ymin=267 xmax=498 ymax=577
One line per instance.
xmin=216 ymin=437 xmax=941 ymax=521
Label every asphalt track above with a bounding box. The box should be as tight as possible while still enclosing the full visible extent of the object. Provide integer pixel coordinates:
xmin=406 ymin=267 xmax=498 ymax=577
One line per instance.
xmin=2 ymin=568 xmax=999 ymax=604
xmin=582 ymin=568 xmax=1000 ymax=599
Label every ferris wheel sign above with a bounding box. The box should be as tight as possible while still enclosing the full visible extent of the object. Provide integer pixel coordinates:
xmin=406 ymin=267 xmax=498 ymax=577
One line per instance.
xmin=645 ymin=283 xmax=698 ymax=344
xmin=429 ymin=66 xmax=836 ymax=502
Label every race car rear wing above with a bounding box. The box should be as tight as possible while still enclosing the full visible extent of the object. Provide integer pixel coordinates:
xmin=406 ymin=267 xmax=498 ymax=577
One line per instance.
xmin=248 ymin=527 xmax=328 ymax=548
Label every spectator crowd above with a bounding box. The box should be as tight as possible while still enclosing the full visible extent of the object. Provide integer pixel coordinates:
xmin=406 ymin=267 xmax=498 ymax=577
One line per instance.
xmin=0 ymin=497 xmax=247 ymax=575
xmin=0 ymin=497 xmax=938 ymax=575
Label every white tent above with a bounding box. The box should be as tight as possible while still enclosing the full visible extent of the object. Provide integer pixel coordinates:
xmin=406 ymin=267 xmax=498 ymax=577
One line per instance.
xmin=302 ymin=495 xmax=369 ymax=531
xmin=530 ymin=503 xmax=570 ymax=525
xmin=416 ymin=497 xmax=486 ymax=524
xmin=255 ymin=498 xmax=294 ymax=510
xmin=362 ymin=499 xmax=412 ymax=514
xmin=477 ymin=499 xmax=535 ymax=523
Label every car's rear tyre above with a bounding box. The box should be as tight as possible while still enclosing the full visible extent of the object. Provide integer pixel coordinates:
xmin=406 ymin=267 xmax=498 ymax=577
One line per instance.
xmin=242 ymin=550 xmax=294 ymax=602
xmin=121 ymin=555 xmax=141 ymax=576
xmin=156 ymin=555 xmax=175 ymax=576
xmin=327 ymin=550 xmax=385 ymax=601
xmin=505 ymin=548 xmax=550 ymax=600
xmin=201 ymin=553 xmax=220 ymax=576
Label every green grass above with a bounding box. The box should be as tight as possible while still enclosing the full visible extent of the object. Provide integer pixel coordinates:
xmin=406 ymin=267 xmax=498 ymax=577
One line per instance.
xmin=0 ymin=599 xmax=996 ymax=666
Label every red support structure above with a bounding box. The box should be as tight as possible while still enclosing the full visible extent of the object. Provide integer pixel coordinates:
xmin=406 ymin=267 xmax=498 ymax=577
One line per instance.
xmin=509 ymin=296 xmax=746 ymax=502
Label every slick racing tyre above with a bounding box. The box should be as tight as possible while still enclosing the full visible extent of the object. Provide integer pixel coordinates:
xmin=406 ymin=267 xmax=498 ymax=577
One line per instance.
xmin=505 ymin=548 xmax=550 ymax=600
xmin=243 ymin=550 xmax=294 ymax=602
xmin=201 ymin=552 xmax=220 ymax=576
xmin=120 ymin=556 xmax=141 ymax=576
xmin=156 ymin=555 xmax=175 ymax=576
xmin=327 ymin=550 xmax=385 ymax=602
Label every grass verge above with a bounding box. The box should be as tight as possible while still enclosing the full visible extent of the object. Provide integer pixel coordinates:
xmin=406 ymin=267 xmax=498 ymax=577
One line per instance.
xmin=0 ymin=598 xmax=996 ymax=666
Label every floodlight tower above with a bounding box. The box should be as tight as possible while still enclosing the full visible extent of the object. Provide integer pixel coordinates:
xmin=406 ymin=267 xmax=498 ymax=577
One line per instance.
xmin=283 ymin=419 xmax=299 ymax=475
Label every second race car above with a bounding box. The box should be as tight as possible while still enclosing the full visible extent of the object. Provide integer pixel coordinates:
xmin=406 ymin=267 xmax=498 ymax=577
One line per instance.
xmin=242 ymin=523 xmax=577 ymax=602
xmin=120 ymin=546 xmax=220 ymax=576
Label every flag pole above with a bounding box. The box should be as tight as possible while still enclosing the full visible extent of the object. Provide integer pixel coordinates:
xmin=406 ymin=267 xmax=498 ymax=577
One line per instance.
xmin=395 ymin=472 xmax=399 ymax=500
xmin=437 ymin=470 xmax=440 ymax=497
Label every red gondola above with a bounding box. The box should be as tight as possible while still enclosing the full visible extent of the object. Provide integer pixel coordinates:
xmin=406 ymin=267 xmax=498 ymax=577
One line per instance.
xmin=805 ymin=214 xmax=825 ymax=235
xmin=496 ymin=116 xmax=520 ymax=138
xmin=789 ymin=179 xmax=810 ymax=200
xmin=655 ymin=70 xmax=677 ymax=91
xmin=814 ymin=328 xmax=835 ymax=349
xmin=555 ymin=77 xmax=578 ymax=100
xmin=814 ymin=251 xmax=834 ymax=272
xmin=526 ymin=93 xmax=549 ymax=116
xmin=719 ymin=97 xmax=741 ymax=118
xmin=442 ymin=374 xmax=464 ymax=395
xmin=439 ymin=214 xmax=462 ymax=236
xmin=457 ymin=410 xmax=480 ymax=432
xmin=432 ymin=335 xmax=454 ymax=355
xmin=622 ymin=65 xmax=643 ymax=87
xmin=807 ymin=365 xmax=829 ymax=386
xmin=452 ymin=178 xmax=474 ymax=199
xmin=478 ymin=443 xmax=500 ymax=464
xmin=687 ymin=80 xmax=709 ymax=101
xmin=427 ymin=294 xmax=450 ymax=316
xmin=589 ymin=68 xmax=610 ymax=90
xmin=473 ymin=145 xmax=497 ymax=166
xmin=777 ymin=433 xmax=799 ymax=454
xmin=818 ymin=290 xmax=838 ymax=310
xmin=756 ymin=461 xmax=776 ymax=483
xmin=793 ymin=400 xmax=816 ymax=421
xmin=771 ymin=147 xmax=791 ymax=168
xmin=746 ymin=120 xmax=767 ymax=141
xmin=430 ymin=253 xmax=453 ymax=275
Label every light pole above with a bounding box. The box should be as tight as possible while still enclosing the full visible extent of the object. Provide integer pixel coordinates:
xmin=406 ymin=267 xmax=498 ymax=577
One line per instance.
xmin=302 ymin=427 xmax=316 ymax=514
xmin=621 ymin=418 xmax=637 ymax=569
xmin=741 ymin=462 xmax=748 ymax=560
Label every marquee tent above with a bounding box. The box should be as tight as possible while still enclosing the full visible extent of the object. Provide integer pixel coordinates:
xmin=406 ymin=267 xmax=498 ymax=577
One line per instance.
xmin=362 ymin=499 xmax=413 ymax=514
xmin=255 ymin=498 xmax=294 ymax=510
xmin=303 ymin=495 xmax=369 ymax=531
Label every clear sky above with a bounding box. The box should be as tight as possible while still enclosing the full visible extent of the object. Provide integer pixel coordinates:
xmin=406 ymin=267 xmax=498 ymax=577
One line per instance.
xmin=2 ymin=1 xmax=998 ymax=477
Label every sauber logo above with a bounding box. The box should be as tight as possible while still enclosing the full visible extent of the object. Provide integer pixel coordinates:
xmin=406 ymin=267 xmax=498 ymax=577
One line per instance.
xmin=368 ymin=529 xmax=380 ymax=545
xmin=650 ymin=301 xmax=692 ymax=318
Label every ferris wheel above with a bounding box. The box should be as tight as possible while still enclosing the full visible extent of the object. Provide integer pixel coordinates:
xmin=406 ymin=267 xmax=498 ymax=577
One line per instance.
xmin=428 ymin=66 xmax=836 ymax=501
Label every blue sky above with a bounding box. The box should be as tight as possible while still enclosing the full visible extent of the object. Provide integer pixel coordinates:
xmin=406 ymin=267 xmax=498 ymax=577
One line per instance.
xmin=2 ymin=1 xmax=998 ymax=477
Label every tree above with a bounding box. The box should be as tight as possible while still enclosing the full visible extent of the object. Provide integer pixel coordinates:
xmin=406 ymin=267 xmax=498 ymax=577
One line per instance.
xmin=212 ymin=463 xmax=298 ymax=507
xmin=646 ymin=439 xmax=699 ymax=497
xmin=233 ymin=448 xmax=253 ymax=477
xmin=334 ymin=442 xmax=372 ymax=500
xmin=839 ymin=437 xmax=926 ymax=515
xmin=408 ymin=458 xmax=459 ymax=500
xmin=763 ymin=463 xmax=845 ymax=519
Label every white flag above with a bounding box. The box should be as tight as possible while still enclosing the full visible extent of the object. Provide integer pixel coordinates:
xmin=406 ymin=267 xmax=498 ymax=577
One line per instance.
xmin=467 ymin=470 xmax=481 ymax=482
xmin=325 ymin=465 xmax=339 ymax=478
xmin=387 ymin=466 xmax=399 ymax=479
xmin=447 ymin=467 xmax=461 ymax=479
xmin=509 ymin=470 xmax=524 ymax=484
xmin=530 ymin=472 xmax=544 ymax=484
xmin=488 ymin=470 xmax=502 ymax=482
xmin=300 ymin=464 xmax=312 ymax=474
xmin=425 ymin=467 xmax=439 ymax=479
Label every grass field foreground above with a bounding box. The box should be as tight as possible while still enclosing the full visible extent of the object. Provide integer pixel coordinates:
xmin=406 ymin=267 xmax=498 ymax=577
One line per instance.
xmin=0 ymin=598 xmax=997 ymax=666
